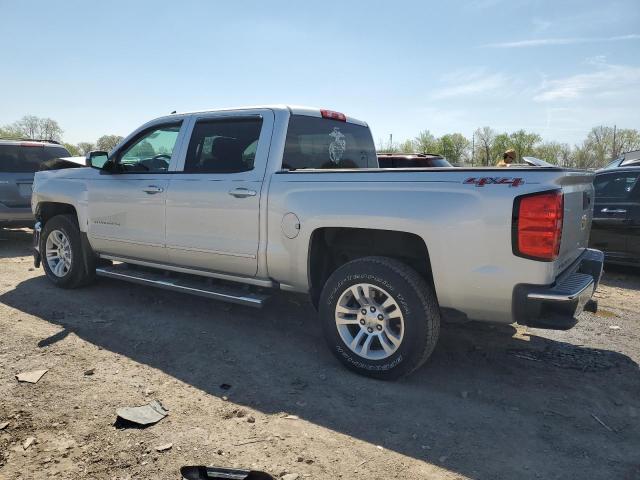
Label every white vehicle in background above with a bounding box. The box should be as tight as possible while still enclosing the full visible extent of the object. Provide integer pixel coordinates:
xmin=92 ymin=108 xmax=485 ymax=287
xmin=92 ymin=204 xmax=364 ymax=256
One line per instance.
xmin=30 ymin=105 xmax=603 ymax=379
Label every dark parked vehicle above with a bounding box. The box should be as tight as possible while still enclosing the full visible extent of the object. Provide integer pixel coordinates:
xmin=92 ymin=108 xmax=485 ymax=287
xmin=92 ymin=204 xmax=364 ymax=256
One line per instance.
xmin=601 ymin=149 xmax=640 ymax=170
xmin=0 ymin=139 xmax=70 ymax=227
xmin=378 ymin=153 xmax=452 ymax=168
xmin=589 ymin=166 xmax=640 ymax=266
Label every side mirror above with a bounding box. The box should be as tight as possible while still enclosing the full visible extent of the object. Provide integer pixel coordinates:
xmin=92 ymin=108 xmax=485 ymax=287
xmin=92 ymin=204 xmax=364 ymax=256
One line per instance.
xmin=86 ymin=151 xmax=110 ymax=169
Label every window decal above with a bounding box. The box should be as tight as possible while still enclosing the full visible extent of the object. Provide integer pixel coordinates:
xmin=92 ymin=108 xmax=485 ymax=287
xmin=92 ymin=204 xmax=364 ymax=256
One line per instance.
xmin=329 ymin=127 xmax=346 ymax=164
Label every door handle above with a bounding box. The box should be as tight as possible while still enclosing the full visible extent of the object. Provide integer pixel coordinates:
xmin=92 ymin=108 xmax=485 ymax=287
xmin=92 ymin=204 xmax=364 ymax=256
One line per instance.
xmin=143 ymin=185 xmax=164 ymax=194
xmin=601 ymin=208 xmax=627 ymax=214
xmin=228 ymin=187 xmax=257 ymax=198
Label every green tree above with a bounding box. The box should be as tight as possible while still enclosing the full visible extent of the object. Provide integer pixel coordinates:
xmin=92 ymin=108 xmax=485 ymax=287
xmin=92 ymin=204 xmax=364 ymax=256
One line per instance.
xmin=509 ymin=129 xmax=542 ymax=160
xmin=76 ymin=142 xmax=95 ymax=155
xmin=0 ymin=126 xmax=21 ymax=139
xmin=63 ymin=143 xmax=80 ymax=156
xmin=438 ymin=133 xmax=470 ymax=164
xmin=414 ymin=130 xmax=438 ymax=154
xmin=491 ymin=133 xmax=511 ymax=163
xmin=533 ymin=141 xmax=571 ymax=165
xmin=398 ymin=139 xmax=416 ymax=153
xmin=96 ymin=135 xmax=124 ymax=152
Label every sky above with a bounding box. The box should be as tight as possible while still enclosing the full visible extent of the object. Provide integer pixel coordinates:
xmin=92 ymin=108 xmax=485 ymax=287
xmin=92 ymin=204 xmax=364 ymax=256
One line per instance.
xmin=1 ymin=0 xmax=639 ymax=146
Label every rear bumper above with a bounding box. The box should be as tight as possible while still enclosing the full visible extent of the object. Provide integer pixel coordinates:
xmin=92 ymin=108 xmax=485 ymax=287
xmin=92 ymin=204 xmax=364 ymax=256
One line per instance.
xmin=513 ymin=249 xmax=604 ymax=330
xmin=0 ymin=203 xmax=34 ymax=226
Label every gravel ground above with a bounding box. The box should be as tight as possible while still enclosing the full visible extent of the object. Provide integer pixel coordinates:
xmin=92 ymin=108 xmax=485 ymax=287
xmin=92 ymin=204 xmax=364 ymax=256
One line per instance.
xmin=1 ymin=227 xmax=639 ymax=480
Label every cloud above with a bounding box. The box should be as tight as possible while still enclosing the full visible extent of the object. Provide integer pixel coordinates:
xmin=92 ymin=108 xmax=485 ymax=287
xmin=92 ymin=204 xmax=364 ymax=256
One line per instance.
xmin=430 ymin=69 xmax=512 ymax=100
xmin=534 ymin=62 xmax=640 ymax=102
xmin=482 ymin=33 xmax=640 ymax=48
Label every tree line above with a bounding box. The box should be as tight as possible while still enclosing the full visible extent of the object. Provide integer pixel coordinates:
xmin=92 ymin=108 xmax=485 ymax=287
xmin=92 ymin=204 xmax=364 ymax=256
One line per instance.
xmin=0 ymin=115 xmax=123 ymax=155
xmin=3 ymin=114 xmax=638 ymax=169
xmin=379 ymin=125 xmax=640 ymax=169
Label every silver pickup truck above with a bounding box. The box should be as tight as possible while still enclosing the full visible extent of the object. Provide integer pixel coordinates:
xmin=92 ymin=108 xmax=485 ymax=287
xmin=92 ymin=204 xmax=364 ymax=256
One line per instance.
xmin=31 ymin=105 xmax=603 ymax=379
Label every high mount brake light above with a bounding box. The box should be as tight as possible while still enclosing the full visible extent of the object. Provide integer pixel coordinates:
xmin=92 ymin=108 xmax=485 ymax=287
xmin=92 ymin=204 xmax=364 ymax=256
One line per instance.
xmin=513 ymin=190 xmax=564 ymax=261
xmin=320 ymin=109 xmax=347 ymax=122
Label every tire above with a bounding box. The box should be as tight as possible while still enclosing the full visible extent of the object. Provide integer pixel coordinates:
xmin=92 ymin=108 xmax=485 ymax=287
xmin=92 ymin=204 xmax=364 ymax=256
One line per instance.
xmin=319 ymin=256 xmax=440 ymax=380
xmin=40 ymin=214 xmax=96 ymax=288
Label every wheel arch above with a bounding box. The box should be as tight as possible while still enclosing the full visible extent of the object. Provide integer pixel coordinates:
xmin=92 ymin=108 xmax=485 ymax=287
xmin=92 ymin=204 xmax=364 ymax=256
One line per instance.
xmin=307 ymin=227 xmax=435 ymax=308
xmin=36 ymin=202 xmax=80 ymax=228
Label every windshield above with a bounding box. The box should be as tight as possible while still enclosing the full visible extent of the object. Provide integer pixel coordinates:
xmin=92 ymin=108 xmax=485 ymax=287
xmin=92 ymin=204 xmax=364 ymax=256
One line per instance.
xmin=282 ymin=115 xmax=377 ymax=170
xmin=0 ymin=144 xmax=70 ymax=173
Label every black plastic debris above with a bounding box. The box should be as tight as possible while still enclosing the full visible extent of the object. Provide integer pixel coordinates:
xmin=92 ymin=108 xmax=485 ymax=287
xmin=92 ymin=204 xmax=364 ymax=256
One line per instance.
xmin=181 ymin=466 xmax=274 ymax=480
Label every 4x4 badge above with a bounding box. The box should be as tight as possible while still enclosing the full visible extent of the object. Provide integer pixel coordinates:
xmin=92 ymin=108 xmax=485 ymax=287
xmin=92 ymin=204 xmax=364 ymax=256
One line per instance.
xmin=464 ymin=177 xmax=525 ymax=187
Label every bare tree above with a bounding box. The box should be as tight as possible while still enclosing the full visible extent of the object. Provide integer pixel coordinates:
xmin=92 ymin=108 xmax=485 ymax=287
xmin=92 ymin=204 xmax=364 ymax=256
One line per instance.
xmin=614 ymin=129 xmax=640 ymax=156
xmin=14 ymin=115 xmax=41 ymax=139
xmin=39 ymin=118 xmax=64 ymax=141
xmin=474 ymin=127 xmax=496 ymax=166
xmin=5 ymin=115 xmax=63 ymax=141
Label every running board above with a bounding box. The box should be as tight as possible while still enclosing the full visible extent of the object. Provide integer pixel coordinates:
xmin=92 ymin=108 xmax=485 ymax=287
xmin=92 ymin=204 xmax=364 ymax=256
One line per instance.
xmin=95 ymin=264 xmax=270 ymax=308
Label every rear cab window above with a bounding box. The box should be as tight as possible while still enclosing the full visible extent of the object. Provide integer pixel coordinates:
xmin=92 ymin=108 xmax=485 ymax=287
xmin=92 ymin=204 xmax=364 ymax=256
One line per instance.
xmin=282 ymin=115 xmax=377 ymax=170
xmin=0 ymin=144 xmax=70 ymax=173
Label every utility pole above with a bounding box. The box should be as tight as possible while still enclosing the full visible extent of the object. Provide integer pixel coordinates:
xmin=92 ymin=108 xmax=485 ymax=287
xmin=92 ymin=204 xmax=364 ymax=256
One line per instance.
xmin=612 ymin=124 xmax=617 ymax=159
xmin=389 ymin=134 xmax=393 ymax=151
xmin=471 ymin=131 xmax=475 ymax=166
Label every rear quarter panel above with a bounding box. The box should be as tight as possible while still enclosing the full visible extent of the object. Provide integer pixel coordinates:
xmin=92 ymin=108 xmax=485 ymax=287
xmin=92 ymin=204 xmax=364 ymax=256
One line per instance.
xmin=266 ymin=168 xmax=593 ymax=324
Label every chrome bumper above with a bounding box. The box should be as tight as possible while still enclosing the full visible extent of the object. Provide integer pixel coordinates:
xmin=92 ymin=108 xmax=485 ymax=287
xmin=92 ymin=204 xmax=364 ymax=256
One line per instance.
xmin=514 ymin=249 xmax=604 ymax=330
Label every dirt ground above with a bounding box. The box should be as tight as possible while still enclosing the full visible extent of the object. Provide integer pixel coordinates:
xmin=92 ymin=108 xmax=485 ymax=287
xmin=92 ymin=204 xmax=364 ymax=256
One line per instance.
xmin=1 ymin=227 xmax=639 ymax=480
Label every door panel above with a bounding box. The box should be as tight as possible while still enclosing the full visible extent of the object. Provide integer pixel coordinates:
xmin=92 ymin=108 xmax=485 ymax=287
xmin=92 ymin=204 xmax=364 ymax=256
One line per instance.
xmin=165 ymin=110 xmax=274 ymax=277
xmin=590 ymin=171 xmax=640 ymax=262
xmin=87 ymin=176 xmax=170 ymax=262
xmin=86 ymin=121 xmax=187 ymax=262
xmin=165 ymin=178 xmax=262 ymax=274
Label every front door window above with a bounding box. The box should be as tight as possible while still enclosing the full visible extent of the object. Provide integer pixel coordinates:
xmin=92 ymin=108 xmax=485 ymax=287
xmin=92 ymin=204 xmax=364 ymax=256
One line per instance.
xmin=117 ymin=123 xmax=182 ymax=173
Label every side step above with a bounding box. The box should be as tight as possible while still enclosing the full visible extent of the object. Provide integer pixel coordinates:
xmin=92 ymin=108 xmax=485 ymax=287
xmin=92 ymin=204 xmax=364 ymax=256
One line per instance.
xmin=96 ymin=264 xmax=270 ymax=308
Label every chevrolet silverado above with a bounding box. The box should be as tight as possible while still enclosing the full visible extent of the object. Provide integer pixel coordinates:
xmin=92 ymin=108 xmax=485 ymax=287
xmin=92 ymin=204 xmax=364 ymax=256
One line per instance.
xmin=31 ymin=105 xmax=603 ymax=379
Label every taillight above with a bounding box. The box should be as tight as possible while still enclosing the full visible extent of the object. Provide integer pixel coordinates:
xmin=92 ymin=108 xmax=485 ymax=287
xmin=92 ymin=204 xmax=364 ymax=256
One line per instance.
xmin=513 ymin=190 xmax=564 ymax=261
xmin=320 ymin=109 xmax=346 ymax=122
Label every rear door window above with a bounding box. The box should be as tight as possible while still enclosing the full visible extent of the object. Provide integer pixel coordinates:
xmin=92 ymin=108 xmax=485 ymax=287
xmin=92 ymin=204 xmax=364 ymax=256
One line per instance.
xmin=183 ymin=118 xmax=263 ymax=173
xmin=0 ymin=144 xmax=70 ymax=173
xmin=282 ymin=115 xmax=376 ymax=170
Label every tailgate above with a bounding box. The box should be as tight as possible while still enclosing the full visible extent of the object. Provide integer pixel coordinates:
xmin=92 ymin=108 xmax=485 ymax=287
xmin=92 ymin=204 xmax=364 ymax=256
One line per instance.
xmin=554 ymin=170 xmax=596 ymax=275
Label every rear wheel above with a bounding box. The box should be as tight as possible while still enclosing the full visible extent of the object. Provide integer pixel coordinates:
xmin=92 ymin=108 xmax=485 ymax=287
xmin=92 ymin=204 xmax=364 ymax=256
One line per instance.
xmin=41 ymin=214 xmax=95 ymax=288
xmin=319 ymin=256 xmax=440 ymax=380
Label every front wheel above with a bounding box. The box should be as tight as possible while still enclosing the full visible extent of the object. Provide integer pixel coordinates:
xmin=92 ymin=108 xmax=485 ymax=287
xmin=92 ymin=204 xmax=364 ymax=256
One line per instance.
xmin=319 ymin=256 xmax=440 ymax=380
xmin=41 ymin=214 xmax=95 ymax=288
